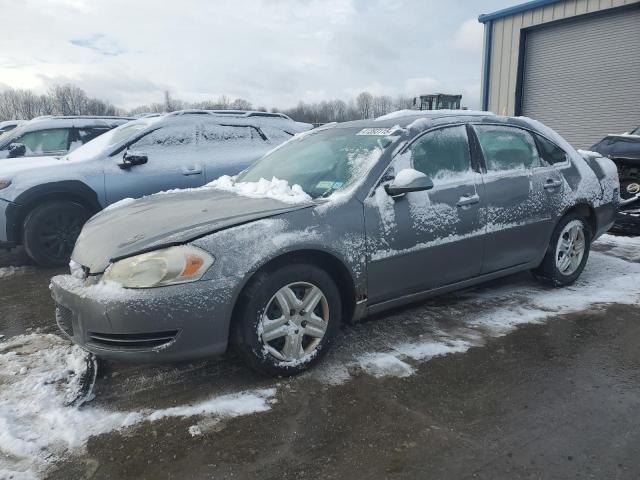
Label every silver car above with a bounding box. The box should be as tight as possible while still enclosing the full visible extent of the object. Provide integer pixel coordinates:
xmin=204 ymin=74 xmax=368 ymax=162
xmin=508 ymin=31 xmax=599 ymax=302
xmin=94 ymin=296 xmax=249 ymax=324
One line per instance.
xmin=0 ymin=110 xmax=311 ymax=266
xmin=51 ymin=111 xmax=619 ymax=376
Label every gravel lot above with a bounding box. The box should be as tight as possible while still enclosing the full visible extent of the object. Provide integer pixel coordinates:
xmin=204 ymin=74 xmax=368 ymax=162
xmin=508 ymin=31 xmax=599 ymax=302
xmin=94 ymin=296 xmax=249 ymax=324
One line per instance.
xmin=1 ymin=235 xmax=639 ymax=480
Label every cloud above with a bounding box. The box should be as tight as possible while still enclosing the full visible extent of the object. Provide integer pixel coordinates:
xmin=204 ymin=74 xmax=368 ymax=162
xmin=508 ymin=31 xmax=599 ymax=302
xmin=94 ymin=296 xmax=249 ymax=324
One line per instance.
xmin=70 ymin=34 xmax=126 ymax=56
xmin=452 ymin=18 xmax=485 ymax=54
xmin=1 ymin=0 xmax=515 ymax=110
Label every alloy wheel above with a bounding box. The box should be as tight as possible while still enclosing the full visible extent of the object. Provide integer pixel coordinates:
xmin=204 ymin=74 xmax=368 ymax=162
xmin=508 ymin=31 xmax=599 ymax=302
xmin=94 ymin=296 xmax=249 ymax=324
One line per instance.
xmin=555 ymin=220 xmax=586 ymax=276
xmin=259 ymin=282 xmax=330 ymax=362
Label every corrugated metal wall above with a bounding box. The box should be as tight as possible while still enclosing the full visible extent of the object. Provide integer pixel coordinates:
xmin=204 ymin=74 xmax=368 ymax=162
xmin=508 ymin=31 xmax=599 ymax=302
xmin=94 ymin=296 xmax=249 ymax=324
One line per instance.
xmin=483 ymin=0 xmax=640 ymax=117
xmin=521 ymin=8 xmax=640 ymax=148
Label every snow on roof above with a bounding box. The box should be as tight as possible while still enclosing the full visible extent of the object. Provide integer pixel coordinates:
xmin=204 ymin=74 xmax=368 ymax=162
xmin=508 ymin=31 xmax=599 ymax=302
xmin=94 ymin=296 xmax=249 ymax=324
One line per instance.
xmin=375 ymin=109 xmax=494 ymax=121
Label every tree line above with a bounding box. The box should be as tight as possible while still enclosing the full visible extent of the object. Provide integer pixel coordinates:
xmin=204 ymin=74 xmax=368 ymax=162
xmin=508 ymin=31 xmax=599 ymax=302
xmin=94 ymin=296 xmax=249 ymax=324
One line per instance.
xmin=0 ymin=85 xmax=418 ymax=124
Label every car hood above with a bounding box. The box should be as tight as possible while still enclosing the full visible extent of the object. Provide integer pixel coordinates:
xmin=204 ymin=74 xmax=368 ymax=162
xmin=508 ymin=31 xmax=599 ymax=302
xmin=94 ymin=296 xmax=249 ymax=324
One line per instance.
xmin=72 ymin=188 xmax=315 ymax=273
xmin=0 ymin=155 xmax=63 ymax=176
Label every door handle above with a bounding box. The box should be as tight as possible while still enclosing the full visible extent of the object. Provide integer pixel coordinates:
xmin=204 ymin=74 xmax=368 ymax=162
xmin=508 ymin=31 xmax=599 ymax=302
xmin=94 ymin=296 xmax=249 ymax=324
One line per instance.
xmin=456 ymin=194 xmax=480 ymax=208
xmin=544 ymin=178 xmax=562 ymax=190
xmin=181 ymin=166 xmax=202 ymax=176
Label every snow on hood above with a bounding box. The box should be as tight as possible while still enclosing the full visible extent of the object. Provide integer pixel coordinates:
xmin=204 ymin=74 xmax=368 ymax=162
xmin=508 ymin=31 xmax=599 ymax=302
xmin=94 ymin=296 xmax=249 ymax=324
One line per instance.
xmin=208 ymin=175 xmax=312 ymax=204
xmin=0 ymin=155 xmax=64 ymax=178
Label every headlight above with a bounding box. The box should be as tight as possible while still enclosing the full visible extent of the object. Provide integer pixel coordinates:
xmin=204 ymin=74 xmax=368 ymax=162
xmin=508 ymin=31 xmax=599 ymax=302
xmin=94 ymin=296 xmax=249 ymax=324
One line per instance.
xmin=103 ymin=245 xmax=214 ymax=288
xmin=0 ymin=180 xmax=11 ymax=190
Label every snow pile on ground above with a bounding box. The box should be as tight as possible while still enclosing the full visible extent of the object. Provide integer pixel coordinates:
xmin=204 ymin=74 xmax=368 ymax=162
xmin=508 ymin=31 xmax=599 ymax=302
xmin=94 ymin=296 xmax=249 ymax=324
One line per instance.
xmin=0 ymin=333 xmax=277 ymax=479
xmin=0 ymin=266 xmax=34 ymax=279
xmin=594 ymin=234 xmax=640 ymax=262
xmin=208 ymin=175 xmax=312 ymax=204
xmin=316 ymin=245 xmax=640 ymax=381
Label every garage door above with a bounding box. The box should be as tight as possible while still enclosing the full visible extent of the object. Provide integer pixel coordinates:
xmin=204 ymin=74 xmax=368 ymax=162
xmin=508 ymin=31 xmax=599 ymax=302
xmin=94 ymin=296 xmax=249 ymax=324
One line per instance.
xmin=522 ymin=7 xmax=640 ymax=149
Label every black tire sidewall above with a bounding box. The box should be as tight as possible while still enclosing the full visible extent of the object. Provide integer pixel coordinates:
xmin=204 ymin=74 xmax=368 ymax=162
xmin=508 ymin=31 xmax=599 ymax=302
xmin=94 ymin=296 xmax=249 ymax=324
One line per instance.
xmin=535 ymin=213 xmax=591 ymax=286
xmin=234 ymin=263 xmax=342 ymax=377
xmin=23 ymin=201 xmax=91 ymax=267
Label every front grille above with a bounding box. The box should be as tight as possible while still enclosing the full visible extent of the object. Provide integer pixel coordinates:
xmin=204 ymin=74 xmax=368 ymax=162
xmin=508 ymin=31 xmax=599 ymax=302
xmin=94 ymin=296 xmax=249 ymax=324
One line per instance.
xmin=87 ymin=330 xmax=180 ymax=351
xmin=55 ymin=304 xmax=75 ymax=337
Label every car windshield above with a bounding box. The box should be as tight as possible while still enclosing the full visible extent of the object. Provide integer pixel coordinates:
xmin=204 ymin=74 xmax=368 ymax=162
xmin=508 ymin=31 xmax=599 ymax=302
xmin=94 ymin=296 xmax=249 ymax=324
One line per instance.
xmin=66 ymin=118 xmax=159 ymax=161
xmin=236 ymin=127 xmax=400 ymax=198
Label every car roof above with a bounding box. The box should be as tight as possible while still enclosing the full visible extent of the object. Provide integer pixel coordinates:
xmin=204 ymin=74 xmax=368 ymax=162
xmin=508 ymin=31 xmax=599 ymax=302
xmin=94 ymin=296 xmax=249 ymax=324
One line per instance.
xmin=334 ymin=110 xmax=498 ymax=129
xmin=18 ymin=116 xmax=133 ymax=131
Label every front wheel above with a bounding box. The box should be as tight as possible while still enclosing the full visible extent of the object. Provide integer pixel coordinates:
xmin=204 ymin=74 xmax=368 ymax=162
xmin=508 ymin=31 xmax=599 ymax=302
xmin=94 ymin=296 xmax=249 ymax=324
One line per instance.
xmin=23 ymin=201 xmax=92 ymax=267
xmin=233 ymin=263 xmax=342 ymax=377
xmin=532 ymin=213 xmax=591 ymax=287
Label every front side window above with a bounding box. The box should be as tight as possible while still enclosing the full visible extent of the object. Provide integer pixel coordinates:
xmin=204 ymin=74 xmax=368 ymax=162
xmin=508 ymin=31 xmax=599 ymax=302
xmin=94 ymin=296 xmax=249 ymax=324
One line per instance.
xmin=199 ymin=124 xmax=263 ymax=144
xmin=130 ymin=125 xmax=195 ymax=151
xmin=535 ymin=134 xmax=567 ymax=165
xmin=237 ymin=127 xmax=400 ymax=198
xmin=474 ymin=125 xmax=541 ymax=171
xmin=15 ymin=128 xmax=70 ymax=154
xmin=408 ymin=125 xmax=472 ymax=180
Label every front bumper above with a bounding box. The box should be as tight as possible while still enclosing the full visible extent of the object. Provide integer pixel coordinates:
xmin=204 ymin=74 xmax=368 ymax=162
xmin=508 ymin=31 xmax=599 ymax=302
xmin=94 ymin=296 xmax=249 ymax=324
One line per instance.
xmin=50 ymin=274 xmax=239 ymax=363
xmin=612 ymin=206 xmax=640 ymax=234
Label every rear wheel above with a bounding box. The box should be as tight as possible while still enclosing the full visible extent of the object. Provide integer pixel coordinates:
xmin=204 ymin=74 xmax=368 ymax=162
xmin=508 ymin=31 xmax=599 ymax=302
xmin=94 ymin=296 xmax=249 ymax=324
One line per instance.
xmin=233 ymin=263 xmax=341 ymax=377
xmin=532 ymin=213 xmax=591 ymax=287
xmin=23 ymin=201 xmax=92 ymax=267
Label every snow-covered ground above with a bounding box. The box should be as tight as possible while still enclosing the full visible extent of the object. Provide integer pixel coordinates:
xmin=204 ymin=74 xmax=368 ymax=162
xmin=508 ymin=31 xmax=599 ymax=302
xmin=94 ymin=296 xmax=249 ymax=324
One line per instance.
xmin=0 ymin=234 xmax=639 ymax=478
xmin=0 ymin=266 xmax=35 ymax=280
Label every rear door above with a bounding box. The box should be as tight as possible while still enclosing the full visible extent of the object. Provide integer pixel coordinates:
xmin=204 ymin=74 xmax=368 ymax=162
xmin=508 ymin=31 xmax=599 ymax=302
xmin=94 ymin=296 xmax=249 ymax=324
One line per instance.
xmin=364 ymin=125 xmax=484 ymax=304
xmin=104 ymin=123 xmax=203 ymax=203
xmin=197 ymin=121 xmax=272 ymax=182
xmin=472 ymin=124 xmax=563 ymax=273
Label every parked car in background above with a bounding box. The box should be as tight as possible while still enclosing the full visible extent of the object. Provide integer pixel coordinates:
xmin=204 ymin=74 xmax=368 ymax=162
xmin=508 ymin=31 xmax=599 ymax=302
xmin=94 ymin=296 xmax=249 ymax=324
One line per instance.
xmin=0 ymin=116 xmax=132 ymax=159
xmin=591 ymin=126 xmax=640 ymax=233
xmin=51 ymin=111 xmax=619 ymax=376
xmin=0 ymin=120 xmax=26 ymax=136
xmin=0 ymin=110 xmax=312 ymax=266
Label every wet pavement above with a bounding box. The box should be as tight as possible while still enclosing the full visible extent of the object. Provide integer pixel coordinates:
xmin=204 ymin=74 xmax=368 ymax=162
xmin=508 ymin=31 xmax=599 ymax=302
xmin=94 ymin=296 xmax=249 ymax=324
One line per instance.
xmin=1 ymin=239 xmax=640 ymax=479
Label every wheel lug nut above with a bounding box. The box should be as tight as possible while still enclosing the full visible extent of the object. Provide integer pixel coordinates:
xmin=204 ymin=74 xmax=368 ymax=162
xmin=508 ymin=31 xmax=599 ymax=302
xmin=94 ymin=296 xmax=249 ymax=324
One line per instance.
xmin=300 ymin=310 xmax=306 ymax=315
xmin=294 ymin=329 xmax=299 ymax=334
xmin=289 ymin=309 xmax=296 ymax=316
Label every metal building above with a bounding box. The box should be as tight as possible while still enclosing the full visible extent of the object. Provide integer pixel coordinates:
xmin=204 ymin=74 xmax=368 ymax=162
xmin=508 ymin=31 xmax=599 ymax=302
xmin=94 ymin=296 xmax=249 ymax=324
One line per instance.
xmin=478 ymin=0 xmax=640 ymax=148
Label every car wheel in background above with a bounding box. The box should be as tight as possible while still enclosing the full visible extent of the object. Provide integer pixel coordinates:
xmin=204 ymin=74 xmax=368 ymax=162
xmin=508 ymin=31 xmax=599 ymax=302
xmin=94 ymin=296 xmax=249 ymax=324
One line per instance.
xmin=233 ymin=263 xmax=342 ymax=377
xmin=23 ymin=201 xmax=92 ymax=267
xmin=532 ymin=213 xmax=591 ymax=287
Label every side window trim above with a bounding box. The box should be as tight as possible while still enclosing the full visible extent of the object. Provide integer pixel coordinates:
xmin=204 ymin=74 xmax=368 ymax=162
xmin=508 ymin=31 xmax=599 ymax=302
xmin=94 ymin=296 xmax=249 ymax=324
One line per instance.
xmin=532 ymin=133 xmax=570 ymax=168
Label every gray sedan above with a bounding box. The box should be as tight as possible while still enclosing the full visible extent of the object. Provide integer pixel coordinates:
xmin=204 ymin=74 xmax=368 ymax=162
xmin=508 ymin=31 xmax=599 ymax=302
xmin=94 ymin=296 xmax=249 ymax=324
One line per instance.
xmin=51 ymin=111 xmax=619 ymax=376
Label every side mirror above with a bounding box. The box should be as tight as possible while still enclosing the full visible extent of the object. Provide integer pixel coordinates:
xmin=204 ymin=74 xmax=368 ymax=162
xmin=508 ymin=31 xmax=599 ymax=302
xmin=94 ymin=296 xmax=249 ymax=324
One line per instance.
xmin=385 ymin=169 xmax=434 ymax=197
xmin=118 ymin=151 xmax=148 ymax=170
xmin=8 ymin=143 xmax=26 ymax=158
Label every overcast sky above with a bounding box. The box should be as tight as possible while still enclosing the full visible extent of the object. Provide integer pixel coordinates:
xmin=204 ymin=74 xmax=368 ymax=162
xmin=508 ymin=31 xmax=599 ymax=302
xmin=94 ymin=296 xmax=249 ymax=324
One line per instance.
xmin=0 ymin=0 xmax=517 ymax=110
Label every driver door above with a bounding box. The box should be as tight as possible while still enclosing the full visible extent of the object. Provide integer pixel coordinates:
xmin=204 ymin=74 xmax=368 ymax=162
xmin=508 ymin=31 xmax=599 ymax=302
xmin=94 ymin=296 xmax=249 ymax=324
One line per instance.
xmin=364 ymin=125 xmax=485 ymax=304
xmin=104 ymin=123 xmax=204 ymax=203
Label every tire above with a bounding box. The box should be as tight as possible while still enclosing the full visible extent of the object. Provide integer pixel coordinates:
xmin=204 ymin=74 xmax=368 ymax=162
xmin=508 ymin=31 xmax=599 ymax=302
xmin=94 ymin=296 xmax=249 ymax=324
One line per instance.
xmin=23 ymin=201 xmax=92 ymax=267
xmin=233 ymin=263 xmax=342 ymax=377
xmin=532 ymin=213 xmax=591 ymax=287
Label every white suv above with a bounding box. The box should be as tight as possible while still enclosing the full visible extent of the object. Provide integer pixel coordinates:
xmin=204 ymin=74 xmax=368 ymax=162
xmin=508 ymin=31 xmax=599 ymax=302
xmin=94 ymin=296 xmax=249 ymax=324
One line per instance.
xmin=0 ymin=116 xmax=132 ymax=159
xmin=0 ymin=110 xmax=312 ymax=266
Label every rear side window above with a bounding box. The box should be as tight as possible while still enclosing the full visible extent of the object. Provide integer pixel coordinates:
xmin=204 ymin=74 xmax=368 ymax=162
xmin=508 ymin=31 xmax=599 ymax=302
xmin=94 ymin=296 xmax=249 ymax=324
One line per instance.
xmin=15 ymin=128 xmax=70 ymax=154
xmin=78 ymin=128 xmax=111 ymax=144
xmin=535 ymin=134 xmax=568 ymax=165
xmin=474 ymin=125 xmax=541 ymax=171
xmin=199 ymin=124 xmax=264 ymax=144
xmin=408 ymin=125 xmax=472 ymax=180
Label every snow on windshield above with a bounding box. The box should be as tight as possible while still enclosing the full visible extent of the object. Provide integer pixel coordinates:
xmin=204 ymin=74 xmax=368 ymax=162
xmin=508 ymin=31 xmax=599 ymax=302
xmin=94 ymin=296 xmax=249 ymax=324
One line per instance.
xmin=66 ymin=117 xmax=162 ymax=161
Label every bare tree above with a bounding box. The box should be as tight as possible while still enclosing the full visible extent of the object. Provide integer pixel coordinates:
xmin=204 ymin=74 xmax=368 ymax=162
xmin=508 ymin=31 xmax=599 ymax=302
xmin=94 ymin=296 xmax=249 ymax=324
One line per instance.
xmin=355 ymin=91 xmax=374 ymax=119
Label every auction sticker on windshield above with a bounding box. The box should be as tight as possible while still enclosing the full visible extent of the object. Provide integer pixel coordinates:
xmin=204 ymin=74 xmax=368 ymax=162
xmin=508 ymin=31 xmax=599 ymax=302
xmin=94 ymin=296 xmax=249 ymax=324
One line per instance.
xmin=356 ymin=128 xmax=398 ymax=136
